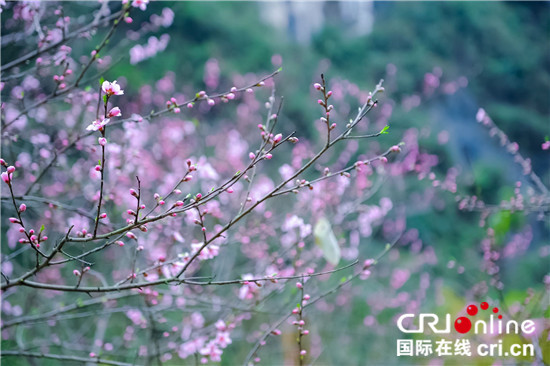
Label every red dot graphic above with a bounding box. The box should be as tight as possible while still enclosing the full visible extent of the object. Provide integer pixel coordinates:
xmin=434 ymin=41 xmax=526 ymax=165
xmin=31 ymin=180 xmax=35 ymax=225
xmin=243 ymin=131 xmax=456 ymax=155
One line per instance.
xmin=493 ymin=307 xmax=499 ymax=313
xmin=454 ymin=317 xmax=472 ymax=334
xmin=498 ymin=315 xmax=503 ymax=319
xmin=480 ymin=302 xmax=489 ymax=310
xmin=467 ymin=305 xmax=478 ymax=316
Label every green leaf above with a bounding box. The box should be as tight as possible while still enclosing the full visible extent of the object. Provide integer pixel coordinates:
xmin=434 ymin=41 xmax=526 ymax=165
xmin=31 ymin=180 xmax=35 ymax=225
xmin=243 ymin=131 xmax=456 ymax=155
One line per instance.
xmin=277 ymin=67 xmax=283 ymax=72
xmin=314 ymin=217 xmax=341 ymax=266
xmin=40 ymin=224 xmax=45 ymax=232
xmin=98 ymin=159 xmax=101 ymax=166
xmin=99 ymin=77 xmax=105 ymax=86
xmin=102 ymin=95 xmax=107 ymax=104
xmin=380 ymin=125 xmax=390 ymax=134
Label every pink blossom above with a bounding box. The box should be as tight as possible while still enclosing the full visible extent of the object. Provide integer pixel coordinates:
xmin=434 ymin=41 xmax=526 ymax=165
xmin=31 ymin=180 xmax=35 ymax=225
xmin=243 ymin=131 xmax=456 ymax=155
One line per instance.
xmin=215 ymin=331 xmax=232 ymax=348
xmin=542 ymin=141 xmax=550 ymax=150
xmin=249 ymin=152 xmax=255 ymax=160
xmin=7 ymin=166 xmax=15 ymax=173
xmin=19 ymin=204 xmax=26 ymax=212
xmin=86 ymin=118 xmax=110 ymax=132
xmin=131 ymin=0 xmax=149 ymax=11
xmin=98 ymin=137 xmax=107 ymax=146
xmin=2 ymin=172 xmax=10 ymax=184
xmin=73 ymin=270 xmax=81 ymax=276
xmin=313 ymin=83 xmax=322 ymax=90
xmin=101 ymin=80 xmax=124 ymax=96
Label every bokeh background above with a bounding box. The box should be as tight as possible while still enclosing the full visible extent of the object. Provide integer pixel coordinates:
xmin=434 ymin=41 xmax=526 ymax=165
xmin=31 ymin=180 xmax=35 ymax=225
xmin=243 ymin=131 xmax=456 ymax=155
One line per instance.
xmin=1 ymin=1 xmax=549 ymax=365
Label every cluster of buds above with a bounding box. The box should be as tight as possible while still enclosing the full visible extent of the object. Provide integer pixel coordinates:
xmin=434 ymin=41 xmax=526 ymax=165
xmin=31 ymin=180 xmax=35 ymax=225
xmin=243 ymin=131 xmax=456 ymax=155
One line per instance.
xmin=53 ymin=68 xmax=71 ymax=90
xmin=76 ymin=228 xmax=92 ymax=238
xmin=16 ymin=226 xmax=48 ymax=249
xmin=153 ymin=193 xmax=165 ymax=206
xmin=360 ymin=258 xmax=375 ymax=280
xmin=293 ymin=178 xmax=313 ymax=193
xmin=1 ymin=160 xmax=15 ymax=185
xmin=166 ymin=97 xmax=181 ymax=113
xmin=220 ymin=87 xmax=237 ymax=103
xmin=54 ymin=8 xmax=70 ymax=29
xmin=197 ymin=91 xmax=215 ymax=106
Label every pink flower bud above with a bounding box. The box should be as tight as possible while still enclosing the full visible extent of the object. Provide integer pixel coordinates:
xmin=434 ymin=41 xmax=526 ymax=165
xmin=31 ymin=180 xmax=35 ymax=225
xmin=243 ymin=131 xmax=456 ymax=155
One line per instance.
xmin=183 ymin=176 xmax=192 ymax=182
xmin=7 ymin=166 xmax=15 ymax=173
xmin=300 ymin=350 xmax=307 ymax=356
xmin=73 ymin=270 xmax=81 ymax=276
xmin=230 ymin=86 xmax=238 ymax=92
xmin=159 ymin=200 xmax=165 ymax=205
xmin=30 ymin=235 xmax=38 ymax=242
xmin=19 ymin=204 xmax=26 ymax=212
xmin=249 ymin=152 xmax=256 ymax=160
xmin=124 ymin=16 xmax=133 ymax=24
xmin=173 ymin=107 xmax=181 ymax=114
xmin=108 ymin=107 xmax=121 ymax=118
xmin=258 ymin=81 xmax=265 ymax=86
xmin=273 ymin=134 xmax=282 ymax=144
xmin=83 ymin=266 xmax=90 ymax=272
xmin=196 ymin=193 xmax=202 ymax=200
xmin=19 ymin=238 xmax=26 ymax=244
xmin=198 ymin=91 xmax=206 ymax=98
xmin=1 ymin=172 xmax=10 ymax=184
xmin=227 ymin=187 xmax=234 ymax=193
xmin=302 ymin=330 xmax=309 ymax=335
xmin=390 ymin=145 xmax=401 ymax=153
xmin=380 ymin=157 xmax=388 ymax=164
xmin=175 ymin=200 xmax=184 ymax=207
xmin=126 ymin=232 xmax=137 ymax=240
xmin=130 ymin=188 xmax=138 ymax=196
xmin=317 ymin=99 xmax=324 ymax=105
xmin=313 ymin=83 xmax=322 ymax=90
xmin=98 ymin=137 xmax=107 ymax=146
xmin=326 ymin=90 xmax=333 ymax=98
xmin=95 ymin=165 xmax=101 ymax=171
xmin=127 ymin=209 xmax=136 ymax=215
xmin=226 ymin=93 xmax=235 ymax=100
xmin=246 ymin=88 xmax=253 ymax=93
xmin=292 ymin=308 xmax=299 ymax=314
xmin=99 ymin=213 xmax=107 ymax=219
xmin=207 ymin=99 xmax=215 ymax=106
xmin=265 ymin=153 xmax=272 ymax=160
xmin=116 ymin=241 xmax=124 ymax=247
xmin=201 ymin=227 xmax=206 ymax=232
xmin=41 ymin=236 xmax=48 ymax=241
xmin=303 ymin=294 xmax=310 ymax=300
xmin=19 ymin=228 xmax=25 ymax=233
xmin=9 ymin=218 xmax=20 ymax=224
xmin=296 ymin=282 xmax=303 ymax=289
xmin=0 ymin=159 xmax=6 ymax=166
xmin=187 ymin=103 xmax=193 ymax=109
